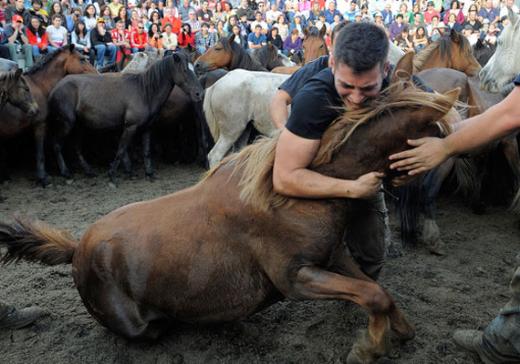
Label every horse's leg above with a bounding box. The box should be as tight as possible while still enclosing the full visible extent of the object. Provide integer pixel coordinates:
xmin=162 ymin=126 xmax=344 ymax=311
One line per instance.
xmin=72 ymin=127 xmax=96 ymax=177
xmin=500 ymin=135 xmax=520 ymax=213
xmin=0 ymin=142 xmax=9 ymax=183
xmin=122 ymin=151 xmax=133 ymax=176
xmin=33 ymin=122 xmax=49 ymax=186
xmin=142 ymin=128 xmax=155 ymax=179
xmin=207 ymin=129 xmax=244 ymax=168
xmin=108 ymin=124 xmax=138 ymax=183
xmin=421 ymin=158 xmax=455 ymax=256
xmin=287 ymin=266 xmax=413 ymax=363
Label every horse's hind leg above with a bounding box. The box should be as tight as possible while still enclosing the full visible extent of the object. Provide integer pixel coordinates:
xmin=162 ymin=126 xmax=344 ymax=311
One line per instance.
xmin=208 ymin=131 xmax=243 ymax=168
xmin=500 ymin=135 xmax=520 ymax=213
xmin=108 ymin=124 xmax=138 ymax=183
xmin=72 ymin=127 xmax=96 ymax=177
xmin=34 ymin=122 xmax=49 ymax=186
xmin=285 ymin=266 xmax=414 ymax=363
xmin=141 ymin=129 xmax=155 ymax=178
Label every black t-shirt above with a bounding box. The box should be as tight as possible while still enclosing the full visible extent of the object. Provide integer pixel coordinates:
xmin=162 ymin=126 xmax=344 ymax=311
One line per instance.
xmin=514 ymin=74 xmax=520 ymax=86
xmin=279 ymin=55 xmax=329 ymax=99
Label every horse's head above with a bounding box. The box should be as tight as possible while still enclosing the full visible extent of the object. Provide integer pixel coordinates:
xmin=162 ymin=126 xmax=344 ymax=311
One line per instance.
xmin=61 ymin=44 xmax=98 ymax=75
xmin=194 ymin=37 xmax=233 ymax=76
xmin=170 ymin=53 xmax=203 ymax=102
xmin=0 ymin=69 xmax=39 ymax=117
xmin=302 ymin=25 xmax=328 ymax=64
xmin=480 ymin=8 xmax=520 ymax=92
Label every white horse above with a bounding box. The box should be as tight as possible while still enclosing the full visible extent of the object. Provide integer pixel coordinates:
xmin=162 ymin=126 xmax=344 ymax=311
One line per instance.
xmin=480 ymin=8 xmax=520 ymax=93
xmin=204 ymin=69 xmax=289 ymax=167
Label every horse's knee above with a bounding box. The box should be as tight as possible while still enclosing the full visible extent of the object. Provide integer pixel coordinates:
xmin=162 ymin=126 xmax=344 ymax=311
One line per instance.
xmin=362 ymin=283 xmax=393 ymax=314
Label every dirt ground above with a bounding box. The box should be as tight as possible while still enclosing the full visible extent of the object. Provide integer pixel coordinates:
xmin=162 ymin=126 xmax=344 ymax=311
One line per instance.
xmin=0 ymin=164 xmax=518 ymax=364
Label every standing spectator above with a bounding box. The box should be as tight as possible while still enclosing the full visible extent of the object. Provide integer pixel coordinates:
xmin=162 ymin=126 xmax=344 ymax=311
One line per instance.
xmin=479 ymin=0 xmax=499 ymax=23
xmin=83 ymin=4 xmax=97 ymax=32
xmin=28 ymin=0 xmax=48 ymax=26
xmin=25 ymin=15 xmax=47 ymax=59
xmin=443 ymin=0 xmax=465 ymax=24
xmin=463 ymin=4 xmax=482 ymax=32
xmin=247 ymin=23 xmax=266 ymax=50
xmin=148 ymin=22 xmax=164 ymax=51
xmin=381 ymin=3 xmax=393 ymax=26
xmin=108 ymin=0 xmax=123 ymax=19
xmin=90 ymin=18 xmax=116 ymax=67
xmin=195 ymin=22 xmax=215 ymax=53
xmin=282 ymin=27 xmax=301 ymax=55
xmin=267 ymin=25 xmax=283 ymax=49
xmin=230 ymin=23 xmax=247 ymax=48
xmin=177 ymin=22 xmax=195 ymax=48
xmin=323 ymin=1 xmax=341 ymax=24
xmin=413 ymin=25 xmax=429 ymax=52
xmin=389 ymin=13 xmax=405 ymax=41
xmin=4 ymin=14 xmax=32 ymax=68
xmin=5 ymin=0 xmax=31 ymax=26
xmin=46 ymin=14 xmax=67 ymax=52
xmin=274 ymin=14 xmax=289 ymax=40
xmin=110 ymin=19 xmax=131 ymax=65
xmin=130 ymin=21 xmax=147 ymax=52
xmin=197 ymin=0 xmax=212 ymax=22
xmin=71 ymin=20 xmax=94 ymax=65
xmin=161 ymin=23 xmax=177 ymax=51
xmin=424 ymin=1 xmax=440 ymax=23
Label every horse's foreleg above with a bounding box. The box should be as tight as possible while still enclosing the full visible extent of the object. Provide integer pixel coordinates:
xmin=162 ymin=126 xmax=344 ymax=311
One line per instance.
xmin=500 ymin=135 xmax=520 ymax=213
xmin=72 ymin=127 xmax=95 ymax=177
xmin=34 ymin=122 xmax=48 ymax=186
xmin=0 ymin=142 xmax=9 ymax=183
xmin=287 ymin=266 xmax=413 ymax=363
xmin=108 ymin=124 xmax=138 ymax=183
xmin=141 ymin=129 xmax=154 ymax=179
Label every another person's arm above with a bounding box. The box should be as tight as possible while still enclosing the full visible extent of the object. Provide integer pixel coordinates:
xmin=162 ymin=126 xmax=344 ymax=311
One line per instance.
xmin=389 ymin=84 xmax=520 ymax=175
xmin=270 ymin=89 xmax=292 ymax=129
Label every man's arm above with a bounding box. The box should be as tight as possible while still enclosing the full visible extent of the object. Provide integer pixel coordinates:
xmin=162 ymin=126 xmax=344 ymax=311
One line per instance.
xmin=273 ymin=129 xmax=384 ymax=199
xmin=389 ymin=85 xmax=520 ymax=175
xmin=270 ymin=89 xmax=291 ymax=129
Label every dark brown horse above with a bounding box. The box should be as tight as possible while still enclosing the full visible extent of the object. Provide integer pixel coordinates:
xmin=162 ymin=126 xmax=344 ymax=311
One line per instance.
xmin=48 ymin=53 xmax=203 ymax=182
xmin=413 ymin=29 xmax=481 ymax=76
xmin=0 ymin=45 xmax=97 ymax=185
xmin=0 ymin=79 xmax=458 ymax=363
xmin=0 ymin=69 xmax=38 ymax=116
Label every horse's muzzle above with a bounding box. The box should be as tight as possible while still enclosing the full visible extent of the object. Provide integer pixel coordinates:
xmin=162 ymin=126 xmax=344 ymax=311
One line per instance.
xmin=27 ymin=103 xmax=39 ymax=118
xmin=193 ymin=61 xmax=209 ymax=77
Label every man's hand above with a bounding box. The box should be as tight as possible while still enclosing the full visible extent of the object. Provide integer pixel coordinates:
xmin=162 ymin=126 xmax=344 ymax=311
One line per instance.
xmin=389 ymin=137 xmax=450 ymax=175
xmin=351 ymin=171 xmax=385 ymax=199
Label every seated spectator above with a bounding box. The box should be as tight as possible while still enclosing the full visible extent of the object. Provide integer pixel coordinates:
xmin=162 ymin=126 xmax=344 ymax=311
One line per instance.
xmin=389 ymin=13 xmax=406 ymax=42
xmin=90 ymin=18 xmax=116 ymax=68
xmin=26 ymin=15 xmax=47 ymax=59
xmin=110 ymin=19 xmax=131 ymax=65
xmin=212 ymin=1 xmax=228 ymax=23
xmin=197 ymin=0 xmax=213 ymax=22
xmin=267 ymin=26 xmax=283 ymax=50
xmin=298 ymin=0 xmax=311 ymax=18
xmin=215 ymin=19 xmax=228 ymax=40
xmin=83 ymin=4 xmax=98 ymax=32
xmin=114 ymin=7 xmax=131 ymax=30
xmin=373 ymin=11 xmax=385 ymax=28
xmin=463 ymin=4 xmax=483 ymax=33
xmin=238 ymin=13 xmax=250 ymax=37
xmin=323 ymin=1 xmax=342 ymax=24
xmin=148 ymin=23 xmax=164 ymax=51
xmin=4 ymin=0 xmax=31 ymax=26
xmin=499 ymin=0 xmax=519 ymax=18
xmin=484 ymin=22 xmax=499 ymax=45
xmin=67 ymin=8 xmax=83 ymax=34
xmin=289 ymin=14 xmax=305 ymax=37
xmin=381 ymin=3 xmax=393 ymax=27
xmin=178 ymin=22 xmax=195 ymax=48
xmin=147 ymin=10 xmax=161 ymax=32
xmin=424 ymin=1 xmax=440 ymax=24
xmin=247 ymin=24 xmax=267 ymax=50
xmin=108 ymin=0 xmax=124 ymax=19
xmin=274 ymin=14 xmax=289 ymax=40
xmin=0 ymin=26 xmax=10 ymax=60
xmin=462 ymin=23 xmax=479 ymax=45
xmin=130 ymin=21 xmax=148 ymax=52
xmin=397 ymin=3 xmax=412 ymax=24
xmin=162 ymin=23 xmax=178 ymax=51
xmin=343 ymin=0 xmax=359 ymax=22
xmin=446 ymin=12 xmax=463 ymax=31
xmin=187 ymin=9 xmax=201 ymax=33
xmin=49 ymin=1 xmax=66 ymax=26
xmin=28 ymin=0 xmax=48 ymax=26
xmin=413 ymin=25 xmax=429 ymax=52
xmin=195 ymin=22 xmax=216 ymax=54
xmin=427 ymin=15 xmax=440 ymax=35
xmin=100 ymin=5 xmax=115 ymax=30
xmin=408 ymin=3 xmax=422 ymax=24
xmin=5 ymin=14 xmax=33 ymax=69
xmin=266 ymin=2 xmax=283 ymax=24
xmin=395 ymin=26 xmax=414 ymax=52
xmin=161 ymin=7 xmax=182 ymax=34
xmin=46 ymin=14 xmax=68 ymax=53
xmin=179 ymin=0 xmax=195 ymax=22
xmin=479 ymin=0 xmax=499 ymax=24
xmin=225 ymin=15 xmax=238 ymax=34
xmin=410 ymin=11 xmax=425 ymax=27
xmin=359 ymin=5 xmax=372 ymax=22
xmin=71 ymin=20 xmax=95 ymax=65
xmin=251 ymin=11 xmax=269 ymax=33
xmin=443 ymin=0 xmax=465 ymax=25
xmin=231 ymin=24 xmax=247 ymax=48
xmin=282 ymin=28 xmax=302 ymax=56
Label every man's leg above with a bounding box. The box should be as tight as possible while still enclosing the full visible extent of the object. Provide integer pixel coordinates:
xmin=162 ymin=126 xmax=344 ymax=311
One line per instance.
xmin=0 ymin=301 xmax=46 ymax=329
xmin=95 ymin=44 xmax=106 ymax=68
xmin=343 ymin=192 xmax=389 ymax=280
xmin=0 ymin=45 xmax=12 ymax=60
xmin=22 ymin=44 xmax=33 ymax=69
xmin=107 ymin=44 xmax=117 ymax=64
xmin=6 ymin=43 xmax=17 ymax=62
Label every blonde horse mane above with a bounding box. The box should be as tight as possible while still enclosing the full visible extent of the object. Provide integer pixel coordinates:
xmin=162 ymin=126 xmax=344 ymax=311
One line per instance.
xmin=413 ymin=41 xmax=440 ymax=73
xmin=204 ymin=81 xmax=456 ymax=212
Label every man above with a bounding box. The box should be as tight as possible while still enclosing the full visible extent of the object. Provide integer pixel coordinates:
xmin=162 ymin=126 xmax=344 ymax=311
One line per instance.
xmin=196 ymin=1 xmax=212 ymax=23
xmin=343 ymin=0 xmax=359 ymax=22
xmin=130 ymin=21 xmax=147 ymax=53
xmin=247 ymin=24 xmax=266 ymax=50
xmin=324 ymin=1 xmax=342 ymax=24
xmin=4 ymin=0 xmax=31 ymax=25
xmin=179 ymin=0 xmax=194 ymax=22
xmin=479 ymin=0 xmax=500 ymax=24
xmin=90 ymin=18 xmax=116 ymax=68
xmin=250 ymin=11 xmax=268 ymax=33
xmin=4 ymin=14 xmax=32 ymax=69
xmin=388 ymin=75 xmax=520 ymax=364
xmin=0 ymin=301 xmax=45 ymax=329
xmin=270 ymin=22 xmax=396 ymax=280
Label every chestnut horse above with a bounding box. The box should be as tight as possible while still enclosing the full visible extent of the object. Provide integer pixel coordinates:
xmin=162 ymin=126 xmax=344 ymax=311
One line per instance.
xmin=0 ymin=80 xmax=458 ymax=363
xmin=412 ymin=29 xmax=481 ymax=77
xmin=0 ymin=45 xmax=97 ymax=185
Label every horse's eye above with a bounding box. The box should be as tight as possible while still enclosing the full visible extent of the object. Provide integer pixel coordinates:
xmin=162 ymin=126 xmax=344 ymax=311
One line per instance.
xmin=319 ymin=44 xmax=324 ymax=49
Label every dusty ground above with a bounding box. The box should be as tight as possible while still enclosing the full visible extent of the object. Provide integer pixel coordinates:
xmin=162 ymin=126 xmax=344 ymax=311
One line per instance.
xmin=0 ymin=164 xmax=518 ymax=364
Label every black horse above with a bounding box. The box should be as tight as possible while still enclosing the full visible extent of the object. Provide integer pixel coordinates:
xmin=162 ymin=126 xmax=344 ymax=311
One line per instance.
xmin=48 ymin=53 xmax=203 ymax=182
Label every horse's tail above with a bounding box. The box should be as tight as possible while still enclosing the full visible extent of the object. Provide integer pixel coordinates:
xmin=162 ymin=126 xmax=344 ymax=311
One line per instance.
xmin=203 ymin=85 xmax=220 ymax=141
xmin=0 ymin=217 xmax=78 ymax=266
xmin=394 ymin=179 xmax=422 ymax=246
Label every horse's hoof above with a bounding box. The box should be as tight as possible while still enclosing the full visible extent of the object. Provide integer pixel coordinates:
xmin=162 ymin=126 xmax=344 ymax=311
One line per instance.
xmin=427 ymin=239 xmax=447 ymax=256
xmin=146 ymin=173 xmax=157 ymax=182
xmin=346 ymin=349 xmax=372 ymax=364
xmin=37 ymin=177 xmax=50 ymax=188
xmin=386 ymin=242 xmax=403 ymax=259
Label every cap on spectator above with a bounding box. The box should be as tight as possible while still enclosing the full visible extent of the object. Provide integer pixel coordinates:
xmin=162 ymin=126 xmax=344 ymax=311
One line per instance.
xmin=96 ymin=17 xmax=105 ymax=23
xmin=463 ymin=24 xmax=473 ymax=30
xmin=373 ymin=11 xmax=382 ymax=17
xmin=12 ymin=15 xmax=24 ymax=23
xmin=351 ymin=0 xmax=357 ymax=4
xmin=427 ymin=1 xmax=434 ymax=6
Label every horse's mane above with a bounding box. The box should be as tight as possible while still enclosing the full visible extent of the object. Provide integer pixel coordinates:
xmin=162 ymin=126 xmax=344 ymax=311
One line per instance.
xmin=24 ymin=46 xmax=71 ymax=76
xmin=203 ymin=81 xmax=455 ymax=212
xmin=124 ymin=55 xmax=179 ymax=104
xmin=413 ymin=33 xmax=473 ymax=72
xmin=220 ymin=37 xmax=268 ymax=72
xmin=0 ymin=70 xmax=18 ymax=88
xmin=252 ymin=44 xmax=283 ymax=70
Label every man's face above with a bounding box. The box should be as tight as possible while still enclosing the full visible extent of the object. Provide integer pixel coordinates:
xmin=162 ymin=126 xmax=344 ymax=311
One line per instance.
xmin=15 ymin=0 xmax=23 ymax=9
xmin=331 ymin=57 xmax=387 ymax=109
xmin=117 ymin=22 xmax=124 ymax=30
xmin=202 ymin=1 xmax=208 ymax=10
xmin=350 ymin=2 xmax=356 ymax=10
xmin=53 ymin=17 xmax=61 ymax=26
xmin=397 ymin=16 xmax=402 ymax=23
xmin=328 ymin=2 xmax=335 ymax=10
xmin=255 ymin=26 xmax=261 ymax=34
xmin=137 ymin=23 xmax=144 ymax=32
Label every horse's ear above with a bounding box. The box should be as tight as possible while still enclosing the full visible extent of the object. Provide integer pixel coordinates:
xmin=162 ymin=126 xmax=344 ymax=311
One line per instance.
xmin=443 ymin=88 xmax=461 ymax=104
xmin=69 ymin=43 xmax=75 ymax=52
xmin=229 ymin=34 xmax=236 ymax=44
xmin=508 ymin=7 xmax=519 ymax=25
xmin=449 ymin=28 xmax=460 ymax=43
xmin=390 ymin=51 xmax=414 ymax=83
xmin=14 ymin=68 xmax=23 ymax=79
xmin=303 ymin=27 xmax=309 ymax=38
xmin=319 ymin=24 xmax=327 ymax=38
xmin=475 ymin=37 xmax=484 ymax=49
xmin=172 ymin=53 xmax=181 ymax=62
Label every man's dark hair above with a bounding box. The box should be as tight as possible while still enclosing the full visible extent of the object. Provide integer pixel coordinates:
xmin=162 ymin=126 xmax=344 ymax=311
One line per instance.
xmin=333 ymin=22 xmax=389 ymax=74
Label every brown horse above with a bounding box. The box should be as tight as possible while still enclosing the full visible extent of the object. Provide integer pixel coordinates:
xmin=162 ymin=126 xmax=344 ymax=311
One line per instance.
xmin=412 ymin=29 xmax=481 ymax=76
xmin=0 ymin=79 xmax=458 ymax=363
xmin=0 ymin=69 xmax=38 ymax=116
xmin=0 ymin=45 xmax=97 ymax=185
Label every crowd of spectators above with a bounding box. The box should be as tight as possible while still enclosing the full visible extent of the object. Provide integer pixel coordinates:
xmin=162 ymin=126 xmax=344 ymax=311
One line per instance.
xmin=0 ymin=0 xmax=519 ymax=70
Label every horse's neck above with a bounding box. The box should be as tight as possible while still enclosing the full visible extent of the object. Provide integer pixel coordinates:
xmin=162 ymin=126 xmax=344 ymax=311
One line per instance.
xmin=236 ymin=52 xmax=267 ymax=72
xmin=140 ymin=66 xmax=176 ymax=108
xmin=27 ymin=64 xmax=67 ymax=96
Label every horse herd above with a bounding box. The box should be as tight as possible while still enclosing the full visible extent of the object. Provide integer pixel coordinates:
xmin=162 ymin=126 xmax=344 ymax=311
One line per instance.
xmin=0 ymin=11 xmax=519 ymax=364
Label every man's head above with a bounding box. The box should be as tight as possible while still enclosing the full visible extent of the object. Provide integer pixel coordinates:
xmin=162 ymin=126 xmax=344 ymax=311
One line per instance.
xmin=15 ymin=0 xmax=24 ymax=10
xmin=52 ymin=14 xmax=62 ymax=27
xmin=330 ymin=22 xmax=389 ymax=108
xmin=396 ymin=13 xmax=403 ymax=23
xmin=202 ymin=1 xmax=208 ymax=10
xmin=328 ymin=1 xmax=336 ymax=10
xmin=12 ymin=14 xmax=24 ymax=27
xmin=32 ymin=0 xmax=42 ymax=10
xmin=350 ymin=0 xmax=357 ymax=11
xmin=137 ymin=22 xmax=145 ymax=33
xmin=254 ymin=24 xmax=262 ymax=34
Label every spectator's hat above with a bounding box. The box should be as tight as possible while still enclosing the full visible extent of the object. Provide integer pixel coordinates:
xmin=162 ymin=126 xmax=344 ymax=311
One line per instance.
xmin=12 ymin=14 xmax=24 ymax=23
xmin=427 ymin=1 xmax=434 ymax=6
xmin=373 ymin=11 xmax=382 ymax=17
